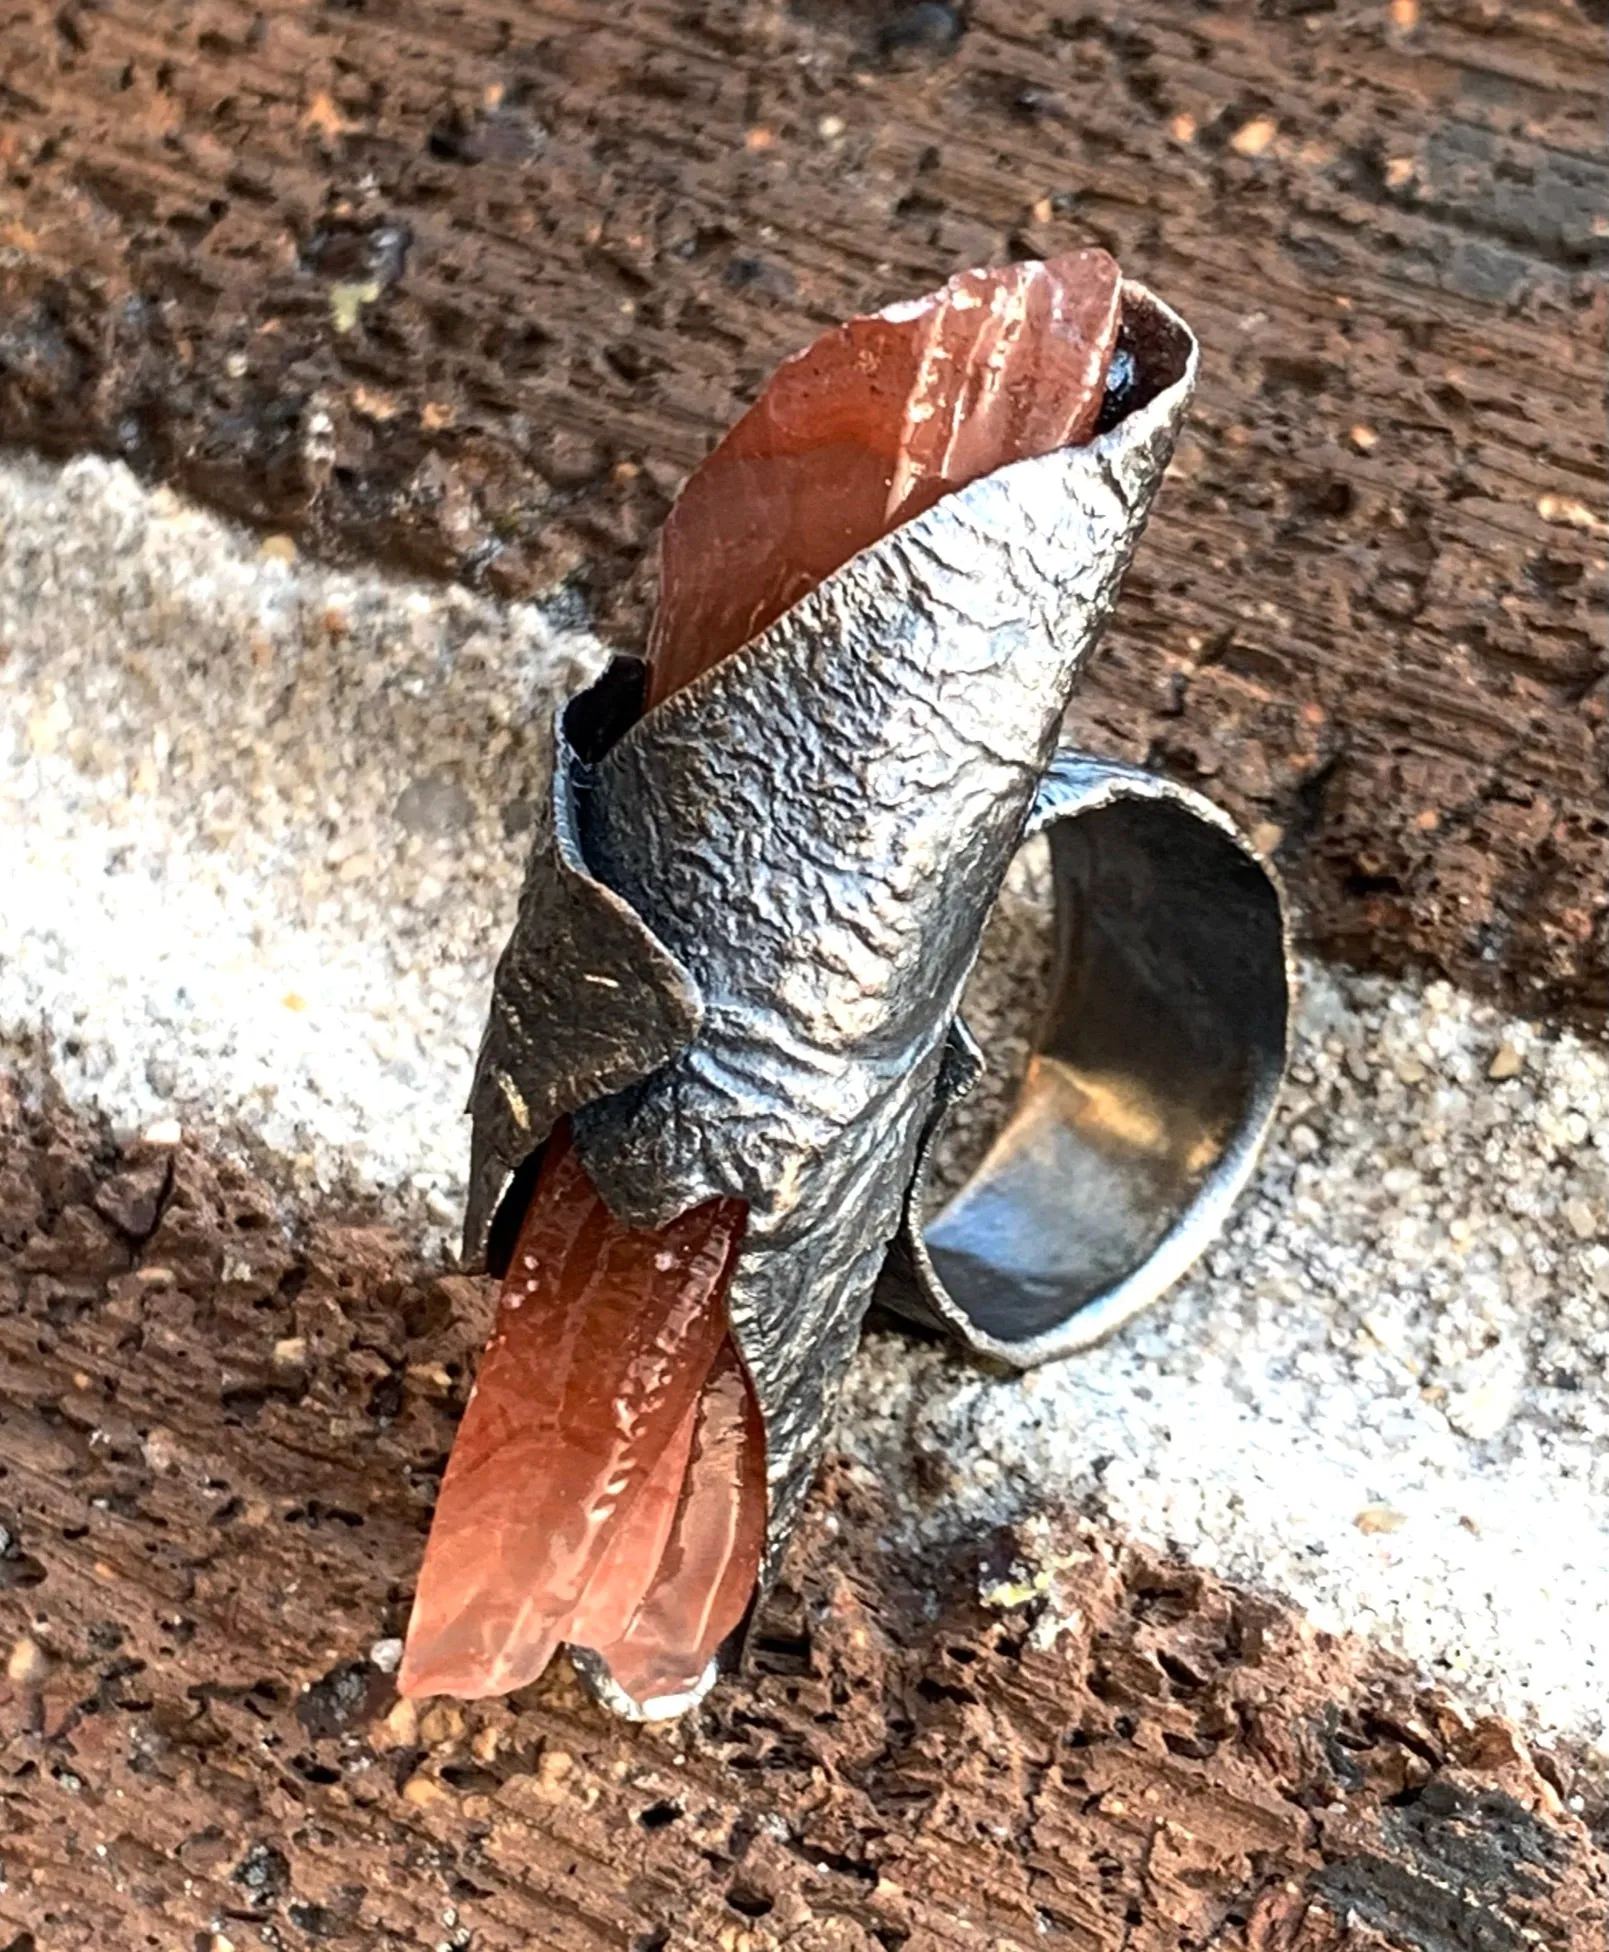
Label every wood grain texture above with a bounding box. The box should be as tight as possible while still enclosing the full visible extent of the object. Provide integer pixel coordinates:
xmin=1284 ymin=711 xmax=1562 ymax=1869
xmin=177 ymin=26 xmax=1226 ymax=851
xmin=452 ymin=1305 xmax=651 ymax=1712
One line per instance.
xmin=1 ymin=1096 xmax=1605 ymax=1951
xmin=0 ymin=0 xmax=1603 ymax=1021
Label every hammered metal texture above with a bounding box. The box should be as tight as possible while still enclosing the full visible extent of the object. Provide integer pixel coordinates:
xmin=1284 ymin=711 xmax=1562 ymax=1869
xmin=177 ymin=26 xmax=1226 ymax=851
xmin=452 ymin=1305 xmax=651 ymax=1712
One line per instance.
xmin=574 ymin=286 xmax=1197 ymax=1563
xmin=462 ymin=666 xmax=704 ymax=1261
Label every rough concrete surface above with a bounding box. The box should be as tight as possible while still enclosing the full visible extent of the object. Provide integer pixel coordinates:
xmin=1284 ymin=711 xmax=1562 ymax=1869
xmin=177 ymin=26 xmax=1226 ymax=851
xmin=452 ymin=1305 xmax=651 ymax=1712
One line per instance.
xmin=0 ymin=453 xmax=599 ymax=1225
xmin=3 ymin=454 xmax=1607 ymax=1779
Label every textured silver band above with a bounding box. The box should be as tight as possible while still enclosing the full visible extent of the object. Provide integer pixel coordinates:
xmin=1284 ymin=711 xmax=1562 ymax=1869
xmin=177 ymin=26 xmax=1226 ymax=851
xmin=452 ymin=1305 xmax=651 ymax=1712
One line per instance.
xmin=878 ymin=753 xmax=1290 ymax=1368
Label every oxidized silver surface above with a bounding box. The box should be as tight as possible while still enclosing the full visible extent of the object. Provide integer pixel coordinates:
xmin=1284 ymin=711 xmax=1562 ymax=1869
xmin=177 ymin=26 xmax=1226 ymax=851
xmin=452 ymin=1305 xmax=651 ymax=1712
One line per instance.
xmin=463 ymin=282 xmax=1289 ymax=1581
xmin=877 ymin=753 xmax=1290 ymax=1367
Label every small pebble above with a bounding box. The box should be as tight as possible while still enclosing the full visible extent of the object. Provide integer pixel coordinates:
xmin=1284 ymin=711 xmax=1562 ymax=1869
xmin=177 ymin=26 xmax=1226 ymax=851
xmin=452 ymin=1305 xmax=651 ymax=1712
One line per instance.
xmin=1489 ymin=1043 xmax=1524 ymax=1081
xmin=142 ymin=1425 xmax=181 ymax=1473
xmin=370 ymin=1636 xmax=405 ymax=1674
xmin=7 ymin=1635 xmax=51 ymax=1686
xmin=1447 ymin=1376 xmax=1519 ymax=1442
xmin=1536 ymin=493 xmax=1605 ymax=534
xmin=879 ymin=2 xmax=965 ymax=55
xmin=419 ymin=1701 xmax=466 ymax=1746
xmin=1229 ymin=116 xmax=1278 ymax=158
xmin=1562 ymin=1199 xmax=1598 ymax=1242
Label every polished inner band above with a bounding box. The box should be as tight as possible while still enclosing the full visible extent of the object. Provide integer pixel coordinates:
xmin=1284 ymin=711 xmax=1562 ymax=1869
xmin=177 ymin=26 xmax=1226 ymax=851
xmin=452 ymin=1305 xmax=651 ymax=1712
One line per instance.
xmin=888 ymin=756 xmax=1290 ymax=1367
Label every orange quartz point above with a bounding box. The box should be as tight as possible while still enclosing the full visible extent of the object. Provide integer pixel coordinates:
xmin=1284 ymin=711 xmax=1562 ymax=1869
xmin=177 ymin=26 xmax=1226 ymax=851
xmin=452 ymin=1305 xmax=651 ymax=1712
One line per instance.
xmin=398 ymin=1127 xmax=744 ymax=1701
xmin=565 ymin=1383 xmax=701 ymax=1650
xmin=583 ymin=1335 xmax=767 ymax=1707
xmin=648 ymin=248 xmax=1123 ymax=707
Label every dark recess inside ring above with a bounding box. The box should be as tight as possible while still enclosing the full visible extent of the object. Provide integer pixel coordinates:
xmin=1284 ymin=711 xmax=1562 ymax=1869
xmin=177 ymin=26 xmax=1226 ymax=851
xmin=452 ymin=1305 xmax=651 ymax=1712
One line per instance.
xmin=926 ymin=800 xmax=1286 ymax=1344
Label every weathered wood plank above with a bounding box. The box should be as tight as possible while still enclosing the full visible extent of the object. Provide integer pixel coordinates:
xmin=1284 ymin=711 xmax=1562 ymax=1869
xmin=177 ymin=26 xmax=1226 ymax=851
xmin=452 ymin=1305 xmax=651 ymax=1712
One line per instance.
xmin=1 ymin=1101 xmax=1604 ymax=1949
xmin=0 ymin=0 xmax=1603 ymax=1021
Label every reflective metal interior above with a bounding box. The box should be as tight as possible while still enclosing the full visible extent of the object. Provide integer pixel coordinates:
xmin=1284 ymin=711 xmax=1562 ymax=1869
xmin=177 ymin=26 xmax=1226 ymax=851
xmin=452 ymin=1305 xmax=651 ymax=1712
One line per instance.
xmin=901 ymin=759 xmax=1289 ymax=1364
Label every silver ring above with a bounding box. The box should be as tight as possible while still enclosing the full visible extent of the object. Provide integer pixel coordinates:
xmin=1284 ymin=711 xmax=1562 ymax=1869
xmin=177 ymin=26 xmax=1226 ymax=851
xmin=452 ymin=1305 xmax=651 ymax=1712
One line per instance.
xmin=879 ymin=751 xmax=1291 ymax=1368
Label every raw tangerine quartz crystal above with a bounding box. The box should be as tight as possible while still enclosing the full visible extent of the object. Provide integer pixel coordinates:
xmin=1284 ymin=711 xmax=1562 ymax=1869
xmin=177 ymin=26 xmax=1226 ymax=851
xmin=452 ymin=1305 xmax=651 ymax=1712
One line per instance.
xmin=650 ymin=247 xmax=1123 ymax=703
xmin=398 ymin=248 xmax=1124 ymax=1709
xmin=395 ymin=1129 xmax=754 ymax=1704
